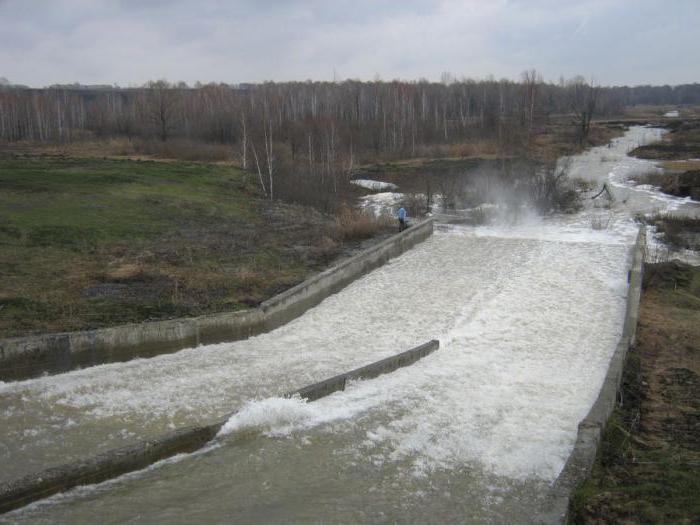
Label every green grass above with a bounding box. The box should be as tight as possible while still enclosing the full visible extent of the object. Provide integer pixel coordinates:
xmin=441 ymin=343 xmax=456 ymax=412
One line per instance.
xmin=0 ymin=157 xmax=255 ymax=245
xmin=0 ymin=155 xmax=348 ymax=337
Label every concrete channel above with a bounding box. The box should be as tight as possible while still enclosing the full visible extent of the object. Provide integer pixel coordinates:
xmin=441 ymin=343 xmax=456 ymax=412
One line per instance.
xmin=0 ymin=219 xmax=434 ymax=381
xmin=536 ymin=227 xmax=646 ymax=524
xmin=0 ymin=340 xmax=439 ymax=515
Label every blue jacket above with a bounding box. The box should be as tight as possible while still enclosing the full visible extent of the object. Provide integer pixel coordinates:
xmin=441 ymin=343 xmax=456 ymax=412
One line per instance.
xmin=398 ymin=207 xmax=406 ymax=220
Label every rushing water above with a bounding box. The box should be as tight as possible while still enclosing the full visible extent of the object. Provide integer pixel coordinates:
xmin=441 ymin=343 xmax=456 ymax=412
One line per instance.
xmin=1 ymin=127 xmax=697 ymax=523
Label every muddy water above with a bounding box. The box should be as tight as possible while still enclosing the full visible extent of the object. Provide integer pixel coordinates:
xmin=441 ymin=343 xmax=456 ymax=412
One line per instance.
xmin=1 ymin=126 xmax=696 ymax=523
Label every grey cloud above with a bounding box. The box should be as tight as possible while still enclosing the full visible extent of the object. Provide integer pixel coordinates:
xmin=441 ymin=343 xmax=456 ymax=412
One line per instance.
xmin=0 ymin=0 xmax=698 ymax=87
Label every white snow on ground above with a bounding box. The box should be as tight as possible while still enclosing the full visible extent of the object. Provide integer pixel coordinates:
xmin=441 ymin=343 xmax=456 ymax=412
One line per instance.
xmin=351 ymin=179 xmax=398 ymax=191
xmin=664 ymin=110 xmax=679 ymax=118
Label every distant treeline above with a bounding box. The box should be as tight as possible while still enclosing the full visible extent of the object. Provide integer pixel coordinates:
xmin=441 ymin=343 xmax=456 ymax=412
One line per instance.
xmin=2 ymin=79 xmax=697 ymax=148
xmin=0 ymin=76 xmax=625 ymax=145
xmin=608 ymin=83 xmax=700 ymax=107
xmin=1 ymin=76 xmax=698 ymax=208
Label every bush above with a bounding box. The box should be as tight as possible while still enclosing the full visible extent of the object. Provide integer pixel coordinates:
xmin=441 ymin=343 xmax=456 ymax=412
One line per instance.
xmin=332 ymin=205 xmax=393 ymax=241
xmin=132 ymin=138 xmax=233 ymax=162
xmin=644 ymin=213 xmax=700 ymax=250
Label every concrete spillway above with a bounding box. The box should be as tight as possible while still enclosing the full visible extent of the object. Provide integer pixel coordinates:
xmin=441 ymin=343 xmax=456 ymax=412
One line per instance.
xmin=1 ymin=126 xmax=697 ymax=523
xmin=1 ymin=230 xmax=632 ymax=523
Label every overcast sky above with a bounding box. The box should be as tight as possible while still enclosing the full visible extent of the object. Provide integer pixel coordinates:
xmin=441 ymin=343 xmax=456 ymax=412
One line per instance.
xmin=1 ymin=0 xmax=698 ymax=87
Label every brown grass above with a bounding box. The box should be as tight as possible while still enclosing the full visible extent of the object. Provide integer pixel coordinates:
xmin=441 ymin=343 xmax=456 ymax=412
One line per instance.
xmin=332 ymin=205 xmax=394 ymax=241
xmin=663 ymin=160 xmax=700 ymax=171
xmin=0 ymin=137 xmax=234 ymax=163
xmin=642 ymin=213 xmax=700 ymax=251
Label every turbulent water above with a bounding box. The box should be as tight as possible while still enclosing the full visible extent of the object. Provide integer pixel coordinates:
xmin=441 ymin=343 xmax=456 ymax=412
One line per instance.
xmin=1 ymin=127 xmax=697 ymax=524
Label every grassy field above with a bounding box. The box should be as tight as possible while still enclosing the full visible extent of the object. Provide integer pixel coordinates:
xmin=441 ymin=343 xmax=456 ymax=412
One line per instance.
xmin=569 ymin=262 xmax=700 ymax=524
xmin=0 ymin=155 xmax=390 ymax=338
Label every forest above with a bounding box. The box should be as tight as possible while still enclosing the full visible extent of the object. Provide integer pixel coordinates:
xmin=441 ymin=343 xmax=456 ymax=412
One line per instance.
xmin=2 ymin=75 xmax=699 ymax=209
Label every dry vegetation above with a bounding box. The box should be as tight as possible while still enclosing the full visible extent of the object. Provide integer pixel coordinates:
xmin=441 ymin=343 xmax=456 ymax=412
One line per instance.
xmin=0 ymin=137 xmax=235 ymax=163
xmin=622 ymin=104 xmax=700 ymax=120
xmin=630 ymin=119 xmax=700 ymax=161
xmin=333 ymin=205 xmax=394 ymax=241
xmin=633 ymin=171 xmax=700 ymax=201
xmin=641 ymin=214 xmax=700 ymax=252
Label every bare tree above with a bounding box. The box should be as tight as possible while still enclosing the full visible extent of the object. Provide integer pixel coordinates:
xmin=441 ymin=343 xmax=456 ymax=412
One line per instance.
xmin=249 ymin=138 xmax=268 ymax=197
xmin=145 ymin=80 xmax=180 ymax=141
xmin=521 ymin=69 xmax=541 ymax=140
xmin=263 ymin=119 xmax=275 ymax=199
xmin=568 ymin=76 xmax=599 ymax=146
xmin=240 ymin=111 xmax=248 ymax=170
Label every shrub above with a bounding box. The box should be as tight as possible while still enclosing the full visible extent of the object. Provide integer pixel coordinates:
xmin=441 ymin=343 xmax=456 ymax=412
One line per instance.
xmin=333 ymin=205 xmax=393 ymax=241
xmin=132 ymin=138 xmax=233 ymax=162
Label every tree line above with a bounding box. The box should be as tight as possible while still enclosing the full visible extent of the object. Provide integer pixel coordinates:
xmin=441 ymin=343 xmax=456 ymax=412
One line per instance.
xmin=1 ymin=75 xmax=697 ymax=208
xmin=0 ymin=74 xmax=631 ymax=146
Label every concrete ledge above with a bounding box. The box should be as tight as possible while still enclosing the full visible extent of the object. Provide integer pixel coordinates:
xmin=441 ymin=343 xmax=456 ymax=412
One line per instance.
xmin=0 ymin=219 xmax=434 ymax=381
xmin=535 ymin=227 xmax=646 ymax=524
xmin=0 ymin=424 xmax=220 ymax=515
xmin=0 ymin=340 xmax=439 ymax=514
xmin=291 ymin=339 xmax=439 ymax=401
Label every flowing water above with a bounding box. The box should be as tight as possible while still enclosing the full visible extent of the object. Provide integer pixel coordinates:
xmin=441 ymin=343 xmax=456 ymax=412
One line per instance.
xmin=1 ymin=127 xmax=698 ymax=523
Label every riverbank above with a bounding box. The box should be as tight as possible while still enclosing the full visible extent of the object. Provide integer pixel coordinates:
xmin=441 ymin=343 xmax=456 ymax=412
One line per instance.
xmin=0 ymin=155 xmax=392 ymax=338
xmin=629 ymin=119 xmax=700 ymax=204
xmin=569 ymin=261 xmax=700 ymax=523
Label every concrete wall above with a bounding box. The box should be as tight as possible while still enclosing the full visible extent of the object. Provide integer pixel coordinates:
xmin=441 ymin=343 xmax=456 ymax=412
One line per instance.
xmin=0 ymin=340 xmax=439 ymax=515
xmin=0 ymin=219 xmax=434 ymax=381
xmin=292 ymin=339 xmax=439 ymax=401
xmin=536 ymin=227 xmax=646 ymax=524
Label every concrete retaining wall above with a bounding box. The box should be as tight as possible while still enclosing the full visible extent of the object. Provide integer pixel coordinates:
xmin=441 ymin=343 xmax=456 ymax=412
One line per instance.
xmin=0 ymin=340 xmax=439 ymax=515
xmin=536 ymin=227 xmax=646 ymax=524
xmin=0 ymin=219 xmax=434 ymax=381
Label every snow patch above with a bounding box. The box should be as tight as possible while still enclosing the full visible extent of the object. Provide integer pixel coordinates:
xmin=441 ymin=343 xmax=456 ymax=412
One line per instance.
xmin=351 ymin=179 xmax=398 ymax=191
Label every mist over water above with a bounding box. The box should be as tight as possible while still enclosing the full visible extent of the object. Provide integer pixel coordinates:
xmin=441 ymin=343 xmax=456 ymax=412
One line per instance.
xmin=3 ymin=126 xmax=698 ymax=523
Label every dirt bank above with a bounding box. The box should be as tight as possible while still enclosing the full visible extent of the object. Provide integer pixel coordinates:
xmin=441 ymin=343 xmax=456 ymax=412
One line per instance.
xmin=569 ymin=261 xmax=700 ymax=524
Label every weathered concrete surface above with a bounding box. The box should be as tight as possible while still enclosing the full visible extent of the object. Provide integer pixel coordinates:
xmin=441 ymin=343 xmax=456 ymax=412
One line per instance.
xmin=535 ymin=228 xmax=646 ymax=524
xmin=0 ymin=340 xmax=439 ymax=515
xmin=0 ymin=219 xmax=433 ymax=381
xmin=291 ymin=340 xmax=439 ymax=401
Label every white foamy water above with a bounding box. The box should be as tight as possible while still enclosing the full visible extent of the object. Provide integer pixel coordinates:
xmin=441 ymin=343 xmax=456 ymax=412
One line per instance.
xmin=0 ymin=228 xmax=631 ymax=483
xmin=3 ymin=126 xmax=697 ymax=523
xmin=213 ymin=230 xmax=630 ymax=481
xmin=357 ymin=191 xmax=404 ymax=216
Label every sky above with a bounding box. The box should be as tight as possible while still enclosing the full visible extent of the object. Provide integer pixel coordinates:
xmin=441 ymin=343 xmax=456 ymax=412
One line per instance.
xmin=1 ymin=0 xmax=698 ymax=87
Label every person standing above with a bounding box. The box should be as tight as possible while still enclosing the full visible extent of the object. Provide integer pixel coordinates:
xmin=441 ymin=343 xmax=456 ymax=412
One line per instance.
xmin=398 ymin=206 xmax=407 ymax=232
